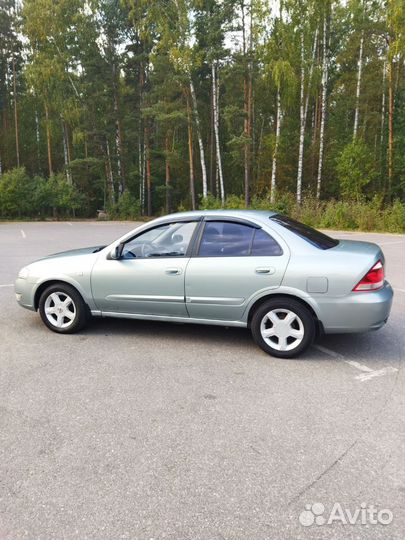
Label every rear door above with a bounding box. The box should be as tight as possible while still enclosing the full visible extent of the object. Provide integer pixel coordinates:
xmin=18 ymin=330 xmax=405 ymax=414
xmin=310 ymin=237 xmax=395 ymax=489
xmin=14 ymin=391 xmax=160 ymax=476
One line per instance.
xmin=185 ymin=219 xmax=290 ymax=321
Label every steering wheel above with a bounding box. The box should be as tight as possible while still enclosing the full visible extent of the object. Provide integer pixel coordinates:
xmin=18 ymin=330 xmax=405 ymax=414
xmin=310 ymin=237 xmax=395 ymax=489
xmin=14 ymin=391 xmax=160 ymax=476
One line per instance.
xmin=141 ymin=241 xmax=155 ymax=258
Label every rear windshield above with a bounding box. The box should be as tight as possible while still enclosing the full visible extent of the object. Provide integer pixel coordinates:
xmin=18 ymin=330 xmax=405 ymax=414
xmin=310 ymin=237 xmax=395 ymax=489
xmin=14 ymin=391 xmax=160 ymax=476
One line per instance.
xmin=270 ymin=215 xmax=339 ymax=250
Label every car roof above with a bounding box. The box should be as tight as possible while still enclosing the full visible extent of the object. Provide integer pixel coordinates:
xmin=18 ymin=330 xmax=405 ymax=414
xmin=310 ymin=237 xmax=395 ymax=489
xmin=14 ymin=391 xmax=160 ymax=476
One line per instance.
xmin=162 ymin=209 xmax=277 ymax=224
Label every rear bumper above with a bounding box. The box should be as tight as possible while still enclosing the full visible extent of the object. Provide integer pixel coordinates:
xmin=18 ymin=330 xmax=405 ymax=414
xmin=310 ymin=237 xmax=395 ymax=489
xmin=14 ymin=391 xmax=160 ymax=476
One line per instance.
xmin=316 ymin=281 xmax=394 ymax=334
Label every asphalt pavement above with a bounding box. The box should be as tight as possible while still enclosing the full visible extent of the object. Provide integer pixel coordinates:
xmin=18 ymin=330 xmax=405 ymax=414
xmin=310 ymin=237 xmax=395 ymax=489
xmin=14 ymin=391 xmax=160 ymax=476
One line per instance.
xmin=0 ymin=221 xmax=404 ymax=540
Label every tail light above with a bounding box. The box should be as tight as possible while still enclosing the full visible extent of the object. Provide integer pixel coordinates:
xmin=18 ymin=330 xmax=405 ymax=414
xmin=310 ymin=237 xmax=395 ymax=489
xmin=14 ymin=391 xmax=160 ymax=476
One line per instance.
xmin=352 ymin=260 xmax=384 ymax=292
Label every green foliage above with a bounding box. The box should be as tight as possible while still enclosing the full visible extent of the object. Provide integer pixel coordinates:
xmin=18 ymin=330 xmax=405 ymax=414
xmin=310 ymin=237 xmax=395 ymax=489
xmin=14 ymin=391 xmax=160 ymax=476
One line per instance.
xmin=0 ymin=168 xmax=85 ymax=219
xmin=0 ymin=168 xmax=35 ymax=218
xmin=108 ymin=191 xmax=141 ymax=220
xmin=201 ymin=192 xmax=405 ymax=233
xmin=0 ymin=0 xmax=403 ymax=226
xmin=336 ymin=140 xmax=377 ymax=201
xmin=36 ymin=173 xmax=84 ymax=216
xmin=1 ymin=166 xmax=403 ymax=231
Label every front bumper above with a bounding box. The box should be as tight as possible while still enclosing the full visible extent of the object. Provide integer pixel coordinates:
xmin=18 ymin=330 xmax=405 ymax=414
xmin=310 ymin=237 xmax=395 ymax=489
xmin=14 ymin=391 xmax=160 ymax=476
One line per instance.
xmin=15 ymin=277 xmax=36 ymax=311
xmin=316 ymin=281 xmax=394 ymax=334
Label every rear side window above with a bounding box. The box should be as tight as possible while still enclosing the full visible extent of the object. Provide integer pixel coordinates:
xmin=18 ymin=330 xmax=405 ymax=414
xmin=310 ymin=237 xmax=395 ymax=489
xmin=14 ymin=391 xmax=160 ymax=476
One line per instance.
xmin=198 ymin=221 xmax=282 ymax=257
xmin=270 ymin=215 xmax=339 ymax=250
xmin=251 ymin=229 xmax=283 ymax=256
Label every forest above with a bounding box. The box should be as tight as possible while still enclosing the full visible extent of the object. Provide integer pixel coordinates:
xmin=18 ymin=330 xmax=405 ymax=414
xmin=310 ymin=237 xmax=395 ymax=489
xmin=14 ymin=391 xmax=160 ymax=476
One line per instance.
xmin=0 ymin=0 xmax=404 ymax=231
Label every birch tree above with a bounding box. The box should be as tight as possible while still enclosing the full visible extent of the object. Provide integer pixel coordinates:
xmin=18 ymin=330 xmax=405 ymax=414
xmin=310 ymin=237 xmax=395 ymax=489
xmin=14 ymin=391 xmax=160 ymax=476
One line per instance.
xmin=241 ymin=0 xmax=253 ymax=206
xmin=212 ymin=62 xmax=225 ymax=203
xmin=194 ymin=0 xmax=235 ymax=201
xmin=353 ymin=30 xmax=364 ymax=139
xmin=128 ymin=0 xmax=209 ymax=200
xmin=270 ymin=88 xmax=282 ymax=203
xmin=185 ymin=88 xmax=196 ymax=209
xmin=269 ymin=2 xmax=284 ymax=204
xmin=269 ymin=60 xmax=295 ymax=202
xmin=316 ymin=6 xmax=330 ymax=200
xmin=296 ymin=24 xmax=318 ymax=204
xmin=189 ymin=76 xmax=208 ymax=198
xmin=385 ymin=0 xmax=404 ymax=201
xmin=0 ymin=0 xmax=404 ymax=217
xmin=174 ymin=0 xmax=208 ymax=199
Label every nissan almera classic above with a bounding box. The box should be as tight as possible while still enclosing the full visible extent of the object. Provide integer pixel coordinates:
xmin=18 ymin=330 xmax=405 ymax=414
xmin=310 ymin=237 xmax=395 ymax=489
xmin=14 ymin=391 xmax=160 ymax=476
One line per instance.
xmin=15 ymin=211 xmax=393 ymax=358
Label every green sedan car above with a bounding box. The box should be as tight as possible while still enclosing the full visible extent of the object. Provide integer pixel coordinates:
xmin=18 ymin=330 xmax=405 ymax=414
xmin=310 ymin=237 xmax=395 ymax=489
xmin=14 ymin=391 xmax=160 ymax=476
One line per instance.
xmin=15 ymin=210 xmax=393 ymax=358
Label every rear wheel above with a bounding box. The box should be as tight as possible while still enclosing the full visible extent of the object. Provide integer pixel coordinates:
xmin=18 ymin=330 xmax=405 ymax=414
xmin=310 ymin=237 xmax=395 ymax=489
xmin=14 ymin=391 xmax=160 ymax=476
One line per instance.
xmin=38 ymin=284 xmax=88 ymax=334
xmin=251 ymin=298 xmax=315 ymax=358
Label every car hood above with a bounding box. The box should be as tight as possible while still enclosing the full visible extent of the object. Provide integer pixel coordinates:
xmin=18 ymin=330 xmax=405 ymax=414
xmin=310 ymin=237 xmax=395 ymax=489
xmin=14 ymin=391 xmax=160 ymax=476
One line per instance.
xmin=22 ymin=246 xmax=106 ymax=280
xmin=36 ymin=245 xmax=106 ymax=262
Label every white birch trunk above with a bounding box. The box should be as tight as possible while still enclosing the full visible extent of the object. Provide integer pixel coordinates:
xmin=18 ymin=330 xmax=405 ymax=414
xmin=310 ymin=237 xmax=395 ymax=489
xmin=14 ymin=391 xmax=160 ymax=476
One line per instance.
xmin=115 ymin=118 xmax=123 ymax=196
xmin=112 ymin=61 xmax=125 ymax=197
xmin=316 ymin=13 xmax=329 ymax=200
xmin=106 ymin=138 xmax=115 ymax=205
xmin=142 ymin=142 xmax=146 ymax=212
xmin=212 ymin=63 xmax=225 ymax=204
xmin=12 ymin=55 xmax=20 ymax=168
xmin=304 ymin=27 xmax=319 ymax=126
xmin=270 ymin=89 xmax=282 ymax=203
xmin=189 ymin=78 xmax=208 ymax=198
xmin=35 ymin=110 xmax=41 ymax=171
xmin=61 ymin=116 xmax=72 ymax=184
xmin=296 ymin=29 xmax=306 ymax=204
xmin=380 ymin=59 xmax=386 ymax=147
xmin=297 ymin=27 xmax=319 ymax=204
xmin=138 ymin=136 xmax=144 ymax=214
xmin=353 ymin=31 xmax=364 ymax=139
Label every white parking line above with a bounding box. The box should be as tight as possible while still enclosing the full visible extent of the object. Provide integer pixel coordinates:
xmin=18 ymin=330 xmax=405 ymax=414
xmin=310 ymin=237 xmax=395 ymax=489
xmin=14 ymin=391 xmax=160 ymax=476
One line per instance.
xmin=355 ymin=367 xmax=398 ymax=381
xmin=394 ymin=288 xmax=405 ymax=293
xmin=313 ymin=345 xmax=398 ymax=382
xmin=0 ymin=284 xmax=13 ymax=288
xmin=67 ymin=222 xmax=73 ymax=226
xmin=20 ymin=229 xmax=26 ymax=239
xmin=313 ymin=344 xmax=344 ymax=359
xmin=344 ymin=360 xmax=373 ymax=373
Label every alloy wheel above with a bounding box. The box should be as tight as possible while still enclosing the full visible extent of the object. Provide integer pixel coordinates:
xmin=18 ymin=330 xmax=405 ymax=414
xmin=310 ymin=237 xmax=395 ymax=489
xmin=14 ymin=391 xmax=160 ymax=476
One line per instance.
xmin=260 ymin=308 xmax=304 ymax=352
xmin=44 ymin=292 xmax=76 ymax=329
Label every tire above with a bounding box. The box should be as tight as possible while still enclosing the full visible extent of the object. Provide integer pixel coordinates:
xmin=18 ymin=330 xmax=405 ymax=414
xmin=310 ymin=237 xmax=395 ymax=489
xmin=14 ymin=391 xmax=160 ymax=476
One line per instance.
xmin=38 ymin=283 xmax=88 ymax=334
xmin=251 ymin=298 xmax=316 ymax=358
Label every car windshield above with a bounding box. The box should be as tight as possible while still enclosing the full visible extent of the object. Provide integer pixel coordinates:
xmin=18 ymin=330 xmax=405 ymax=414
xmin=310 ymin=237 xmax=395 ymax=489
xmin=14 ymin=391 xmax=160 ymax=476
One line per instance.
xmin=270 ymin=214 xmax=339 ymax=250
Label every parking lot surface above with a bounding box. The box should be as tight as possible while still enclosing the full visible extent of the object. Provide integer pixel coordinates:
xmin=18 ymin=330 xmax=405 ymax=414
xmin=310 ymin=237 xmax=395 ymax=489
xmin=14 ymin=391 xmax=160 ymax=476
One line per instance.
xmin=0 ymin=221 xmax=404 ymax=540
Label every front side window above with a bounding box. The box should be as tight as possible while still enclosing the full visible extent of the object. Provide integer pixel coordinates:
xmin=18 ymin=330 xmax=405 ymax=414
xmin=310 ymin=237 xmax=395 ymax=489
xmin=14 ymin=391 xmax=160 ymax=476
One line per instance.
xmin=198 ymin=221 xmax=282 ymax=257
xmin=122 ymin=221 xmax=197 ymax=258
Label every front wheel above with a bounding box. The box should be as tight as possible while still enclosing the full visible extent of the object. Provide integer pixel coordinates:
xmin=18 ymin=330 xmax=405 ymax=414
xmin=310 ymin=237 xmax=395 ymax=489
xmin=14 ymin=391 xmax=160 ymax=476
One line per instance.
xmin=251 ymin=298 xmax=316 ymax=358
xmin=38 ymin=284 xmax=88 ymax=334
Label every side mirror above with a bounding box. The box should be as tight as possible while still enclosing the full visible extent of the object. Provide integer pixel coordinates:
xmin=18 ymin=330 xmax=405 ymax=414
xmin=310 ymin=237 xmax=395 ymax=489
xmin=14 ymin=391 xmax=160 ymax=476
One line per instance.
xmin=109 ymin=242 xmax=124 ymax=260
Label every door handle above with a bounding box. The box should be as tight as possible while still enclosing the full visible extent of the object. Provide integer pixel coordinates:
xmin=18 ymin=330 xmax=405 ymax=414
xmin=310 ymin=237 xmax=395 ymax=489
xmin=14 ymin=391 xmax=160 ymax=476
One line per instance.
xmin=255 ymin=267 xmax=275 ymax=274
xmin=165 ymin=268 xmax=182 ymax=275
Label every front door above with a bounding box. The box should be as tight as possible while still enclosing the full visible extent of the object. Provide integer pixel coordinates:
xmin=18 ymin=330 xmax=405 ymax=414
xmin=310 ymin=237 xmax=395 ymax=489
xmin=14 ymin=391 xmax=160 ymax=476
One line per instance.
xmin=91 ymin=221 xmax=198 ymax=317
